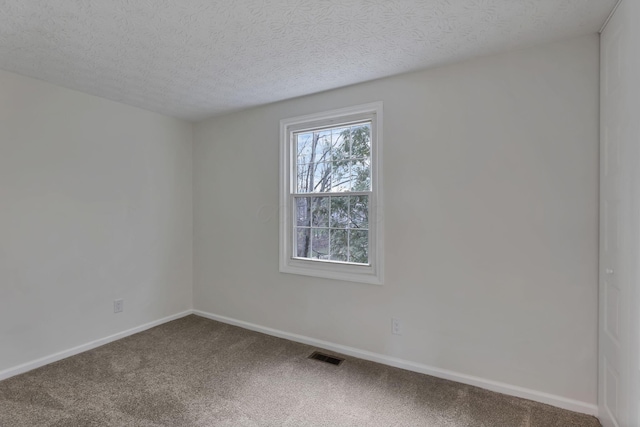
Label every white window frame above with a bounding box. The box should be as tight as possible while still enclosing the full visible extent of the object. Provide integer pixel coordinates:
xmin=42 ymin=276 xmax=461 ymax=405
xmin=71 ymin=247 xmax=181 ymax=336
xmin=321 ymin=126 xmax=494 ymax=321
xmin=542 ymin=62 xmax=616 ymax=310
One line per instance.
xmin=279 ymin=102 xmax=384 ymax=285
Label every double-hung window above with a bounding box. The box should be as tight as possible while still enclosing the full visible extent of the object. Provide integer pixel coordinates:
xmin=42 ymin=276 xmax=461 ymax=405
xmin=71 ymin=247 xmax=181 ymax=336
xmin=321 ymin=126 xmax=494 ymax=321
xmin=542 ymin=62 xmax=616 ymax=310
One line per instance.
xmin=279 ymin=102 xmax=383 ymax=284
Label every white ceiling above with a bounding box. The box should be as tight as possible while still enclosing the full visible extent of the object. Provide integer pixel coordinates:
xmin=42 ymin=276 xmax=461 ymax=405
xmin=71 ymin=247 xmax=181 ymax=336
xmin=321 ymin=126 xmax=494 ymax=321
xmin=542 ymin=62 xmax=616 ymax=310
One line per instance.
xmin=0 ymin=0 xmax=615 ymax=121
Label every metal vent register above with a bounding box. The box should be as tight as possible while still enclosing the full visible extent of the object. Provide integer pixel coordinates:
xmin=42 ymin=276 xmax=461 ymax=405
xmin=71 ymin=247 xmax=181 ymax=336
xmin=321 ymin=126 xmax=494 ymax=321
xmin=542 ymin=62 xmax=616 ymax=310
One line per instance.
xmin=308 ymin=351 xmax=344 ymax=366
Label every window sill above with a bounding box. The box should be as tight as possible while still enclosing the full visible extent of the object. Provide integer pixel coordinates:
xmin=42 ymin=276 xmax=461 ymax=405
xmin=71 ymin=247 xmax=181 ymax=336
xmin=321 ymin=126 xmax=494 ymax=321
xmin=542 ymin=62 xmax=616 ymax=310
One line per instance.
xmin=280 ymin=257 xmax=382 ymax=285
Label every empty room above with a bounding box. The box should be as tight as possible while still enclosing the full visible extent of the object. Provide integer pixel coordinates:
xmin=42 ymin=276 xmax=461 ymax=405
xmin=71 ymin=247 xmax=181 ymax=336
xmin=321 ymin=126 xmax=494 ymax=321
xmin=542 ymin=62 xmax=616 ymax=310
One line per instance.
xmin=1 ymin=0 xmax=638 ymax=426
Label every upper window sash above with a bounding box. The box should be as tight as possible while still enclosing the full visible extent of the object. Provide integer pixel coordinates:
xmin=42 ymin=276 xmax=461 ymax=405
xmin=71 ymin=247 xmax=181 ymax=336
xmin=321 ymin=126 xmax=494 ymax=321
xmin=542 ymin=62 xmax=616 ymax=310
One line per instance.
xmin=292 ymin=121 xmax=372 ymax=196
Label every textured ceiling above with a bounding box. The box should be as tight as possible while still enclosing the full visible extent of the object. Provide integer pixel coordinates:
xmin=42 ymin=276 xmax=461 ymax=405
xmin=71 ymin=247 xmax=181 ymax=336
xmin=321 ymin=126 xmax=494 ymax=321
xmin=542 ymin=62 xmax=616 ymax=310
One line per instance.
xmin=0 ymin=0 xmax=616 ymax=121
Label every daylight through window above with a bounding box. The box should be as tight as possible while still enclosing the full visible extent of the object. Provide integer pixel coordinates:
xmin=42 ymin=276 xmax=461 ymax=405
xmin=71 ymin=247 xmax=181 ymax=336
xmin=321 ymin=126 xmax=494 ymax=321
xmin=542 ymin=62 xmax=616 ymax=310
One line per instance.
xmin=294 ymin=122 xmax=371 ymax=264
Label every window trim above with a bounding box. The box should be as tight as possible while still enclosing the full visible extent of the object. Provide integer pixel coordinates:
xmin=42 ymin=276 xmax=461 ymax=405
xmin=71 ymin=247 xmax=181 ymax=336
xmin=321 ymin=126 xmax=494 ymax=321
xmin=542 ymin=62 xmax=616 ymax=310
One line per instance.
xmin=279 ymin=102 xmax=384 ymax=285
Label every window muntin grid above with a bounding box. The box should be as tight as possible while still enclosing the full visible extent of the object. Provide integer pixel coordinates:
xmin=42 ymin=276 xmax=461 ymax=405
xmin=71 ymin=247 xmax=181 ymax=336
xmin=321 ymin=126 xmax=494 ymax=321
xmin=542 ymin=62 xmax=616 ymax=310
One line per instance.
xmin=292 ymin=122 xmax=371 ymax=265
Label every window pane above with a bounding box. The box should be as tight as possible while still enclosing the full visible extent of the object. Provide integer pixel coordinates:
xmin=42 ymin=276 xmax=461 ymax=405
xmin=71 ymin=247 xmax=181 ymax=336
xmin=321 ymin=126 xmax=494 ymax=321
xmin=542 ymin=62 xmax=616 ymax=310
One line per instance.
xmin=330 ymin=159 xmax=350 ymax=192
xmin=350 ymin=123 xmax=371 ymax=159
xmin=297 ymin=130 xmax=332 ymax=164
xmin=297 ymin=162 xmax=332 ymax=193
xmin=296 ymin=132 xmax=314 ymax=164
xmin=312 ymin=162 xmax=332 ymax=192
xmin=350 ymin=159 xmax=370 ymax=191
xmin=330 ymin=229 xmax=348 ymax=262
xmin=331 ymin=127 xmax=350 ymax=160
xmin=330 ymin=196 xmax=349 ymax=228
xmin=311 ymin=228 xmax=329 ymax=259
xmin=295 ymin=197 xmax=310 ymax=227
xmin=311 ymin=197 xmax=329 ymax=227
xmin=315 ymin=130 xmax=332 ymax=163
xmin=295 ymin=228 xmax=310 ymax=258
xmin=296 ymin=164 xmax=309 ymax=193
xmin=349 ymin=195 xmax=368 ymax=229
xmin=349 ymin=230 xmax=369 ymax=264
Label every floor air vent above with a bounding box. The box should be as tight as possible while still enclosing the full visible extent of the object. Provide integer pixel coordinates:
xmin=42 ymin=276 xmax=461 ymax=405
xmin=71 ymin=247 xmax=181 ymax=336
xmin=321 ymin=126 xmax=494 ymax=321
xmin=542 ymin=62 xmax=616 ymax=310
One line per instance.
xmin=308 ymin=351 xmax=344 ymax=366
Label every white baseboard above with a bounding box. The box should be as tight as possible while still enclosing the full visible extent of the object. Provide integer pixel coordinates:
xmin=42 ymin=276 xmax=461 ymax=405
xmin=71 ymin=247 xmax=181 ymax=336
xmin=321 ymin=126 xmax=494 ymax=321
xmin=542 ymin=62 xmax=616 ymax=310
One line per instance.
xmin=0 ymin=308 xmax=599 ymax=417
xmin=192 ymin=309 xmax=599 ymax=417
xmin=0 ymin=310 xmax=193 ymax=382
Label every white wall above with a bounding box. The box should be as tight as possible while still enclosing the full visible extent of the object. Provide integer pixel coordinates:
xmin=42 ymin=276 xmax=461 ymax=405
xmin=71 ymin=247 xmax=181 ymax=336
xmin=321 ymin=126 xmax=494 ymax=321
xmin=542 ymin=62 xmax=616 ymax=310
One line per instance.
xmin=599 ymin=0 xmax=640 ymax=425
xmin=0 ymin=70 xmax=193 ymax=373
xmin=193 ymin=35 xmax=599 ymax=406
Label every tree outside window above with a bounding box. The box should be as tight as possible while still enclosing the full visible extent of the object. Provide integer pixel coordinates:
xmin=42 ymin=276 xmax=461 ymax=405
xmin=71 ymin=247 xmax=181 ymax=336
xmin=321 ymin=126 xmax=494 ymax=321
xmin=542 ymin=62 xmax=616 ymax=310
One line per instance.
xmin=293 ymin=123 xmax=371 ymax=265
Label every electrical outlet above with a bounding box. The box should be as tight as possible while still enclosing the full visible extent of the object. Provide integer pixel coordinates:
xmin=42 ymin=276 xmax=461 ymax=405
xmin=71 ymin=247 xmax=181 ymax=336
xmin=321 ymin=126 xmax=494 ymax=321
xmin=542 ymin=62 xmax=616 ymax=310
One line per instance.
xmin=114 ymin=299 xmax=124 ymax=313
xmin=392 ymin=318 xmax=402 ymax=335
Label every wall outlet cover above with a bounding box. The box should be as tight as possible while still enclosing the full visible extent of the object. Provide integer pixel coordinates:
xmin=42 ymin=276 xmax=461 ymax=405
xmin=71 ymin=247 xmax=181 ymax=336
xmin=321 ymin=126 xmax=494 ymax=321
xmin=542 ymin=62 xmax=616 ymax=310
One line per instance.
xmin=114 ymin=299 xmax=124 ymax=313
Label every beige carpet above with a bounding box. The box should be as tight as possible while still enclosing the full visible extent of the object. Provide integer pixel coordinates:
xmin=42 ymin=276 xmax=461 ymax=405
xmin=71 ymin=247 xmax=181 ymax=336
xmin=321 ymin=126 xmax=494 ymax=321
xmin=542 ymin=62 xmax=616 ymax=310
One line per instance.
xmin=0 ymin=315 xmax=600 ymax=426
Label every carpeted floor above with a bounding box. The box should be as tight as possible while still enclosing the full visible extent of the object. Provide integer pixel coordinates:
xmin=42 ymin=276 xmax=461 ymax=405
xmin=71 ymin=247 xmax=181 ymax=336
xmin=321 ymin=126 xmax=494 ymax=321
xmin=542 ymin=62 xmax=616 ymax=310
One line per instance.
xmin=0 ymin=315 xmax=600 ymax=426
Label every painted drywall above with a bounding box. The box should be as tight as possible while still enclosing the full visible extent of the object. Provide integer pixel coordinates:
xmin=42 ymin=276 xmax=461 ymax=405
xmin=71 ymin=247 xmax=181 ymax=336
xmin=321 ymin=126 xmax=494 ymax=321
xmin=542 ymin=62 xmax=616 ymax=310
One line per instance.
xmin=599 ymin=0 xmax=640 ymax=425
xmin=193 ymin=35 xmax=599 ymax=405
xmin=0 ymin=70 xmax=193 ymax=373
